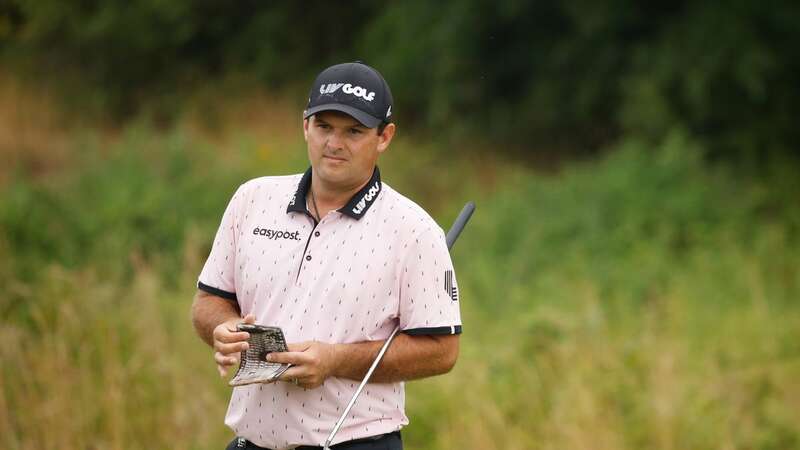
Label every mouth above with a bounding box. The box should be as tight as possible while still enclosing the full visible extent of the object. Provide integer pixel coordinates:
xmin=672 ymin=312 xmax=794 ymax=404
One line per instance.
xmin=323 ymin=154 xmax=347 ymax=162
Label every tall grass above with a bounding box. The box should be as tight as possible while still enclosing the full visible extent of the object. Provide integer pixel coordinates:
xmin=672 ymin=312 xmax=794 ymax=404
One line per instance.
xmin=407 ymin=133 xmax=800 ymax=450
xmin=1 ymin=82 xmax=799 ymax=449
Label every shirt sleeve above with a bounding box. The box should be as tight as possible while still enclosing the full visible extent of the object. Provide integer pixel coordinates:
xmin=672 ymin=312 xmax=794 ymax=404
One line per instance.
xmin=197 ymin=184 xmax=246 ymax=301
xmin=398 ymin=226 xmax=463 ymax=335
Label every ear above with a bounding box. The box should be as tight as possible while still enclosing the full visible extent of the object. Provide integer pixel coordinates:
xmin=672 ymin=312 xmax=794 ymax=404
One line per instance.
xmin=303 ymin=116 xmax=310 ymax=142
xmin=376 ymin=123 xmax=396 ymax=155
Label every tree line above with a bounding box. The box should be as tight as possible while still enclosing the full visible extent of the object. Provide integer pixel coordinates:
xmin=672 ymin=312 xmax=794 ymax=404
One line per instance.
xmin=1 ymin=0 xmax=798 ymax=160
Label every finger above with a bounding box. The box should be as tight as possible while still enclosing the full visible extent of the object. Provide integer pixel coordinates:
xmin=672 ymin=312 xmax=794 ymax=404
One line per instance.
xmin=215 ymin=351 xmax=239 ymax=367
xmin=242 ymin=314 xmax=256 ymax=324
xmin=266 ymin=351 xmax=311 ymax=365
xmin=217 ymin=364 xmax=228 ymax=377
xmin=287 ymin=341 xmax=312 ymax=352
xmin=214 ymin=341 xmax=249 ymax=355
xmin=216 ymin=330 xmax=251 ymax=343
xmin=277 ymin=366 xmax=306 ymax=383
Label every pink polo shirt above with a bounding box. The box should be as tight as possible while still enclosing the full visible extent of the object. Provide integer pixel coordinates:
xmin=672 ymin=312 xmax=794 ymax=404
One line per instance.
xmin=198 ymin=167 xmax=462 ymax=449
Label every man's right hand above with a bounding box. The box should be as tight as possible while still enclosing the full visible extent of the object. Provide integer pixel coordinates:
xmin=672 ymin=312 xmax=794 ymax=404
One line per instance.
xmin=213 ymin=313 xmax=255 ymax=377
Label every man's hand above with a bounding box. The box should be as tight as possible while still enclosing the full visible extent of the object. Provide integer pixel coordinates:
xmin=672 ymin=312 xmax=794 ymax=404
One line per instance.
xmin=265 ymin=334 xmax=459 ymax=387
xmin=213 ymin=313 xmax=255 ymax=377
xmin=268 ymin=341 xmax=339 ymax=389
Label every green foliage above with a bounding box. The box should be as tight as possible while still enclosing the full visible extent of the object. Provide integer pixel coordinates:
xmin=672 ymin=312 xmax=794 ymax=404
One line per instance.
xmin=0 ymin=0 xmax=800 ymax=158
xmin=4 ymin=1 xmax=799 ymax=158
xmin=618 ymin=2 xmax=800 ymax=158
xmin=1 ymin=122 xmax=799 ymax=449
xmin=363 ymin=1 xmax=800 ymax=158
xmin=459 ymin=130 xmax=800 ymax=317
xmin=1 ymin=1 xmax=379 ymax=114
xmin=0 ymin=124 xmax=244 ymax=285
xmin=407 ymin=132 xmax=800 ymax=450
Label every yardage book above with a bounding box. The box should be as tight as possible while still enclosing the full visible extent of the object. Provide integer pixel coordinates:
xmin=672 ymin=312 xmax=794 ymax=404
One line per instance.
xmin=229 ymin=324 xmax=291 ymax=387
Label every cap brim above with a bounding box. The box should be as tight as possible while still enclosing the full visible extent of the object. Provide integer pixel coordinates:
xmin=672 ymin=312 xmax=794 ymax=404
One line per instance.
xmin=304 ymin=104 xmax=381 ymax=128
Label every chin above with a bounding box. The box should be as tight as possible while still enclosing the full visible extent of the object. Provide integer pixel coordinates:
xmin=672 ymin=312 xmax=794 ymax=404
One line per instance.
xmin=317 ymin=166 xmax=349 ymax=183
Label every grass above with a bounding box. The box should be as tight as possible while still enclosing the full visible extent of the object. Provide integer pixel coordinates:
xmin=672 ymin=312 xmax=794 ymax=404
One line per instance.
xmin=1 ymin=75 xmax=799 ymax=450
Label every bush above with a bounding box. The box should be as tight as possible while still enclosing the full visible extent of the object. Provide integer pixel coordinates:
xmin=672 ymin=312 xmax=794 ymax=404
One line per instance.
xmin=0 ymin=124 xmax=244 ymax=284
xmin=457 ymin=130 xmax=800 ymax=316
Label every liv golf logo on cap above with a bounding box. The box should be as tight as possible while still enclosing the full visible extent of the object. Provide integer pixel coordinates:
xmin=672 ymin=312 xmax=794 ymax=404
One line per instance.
xmin=319 ymin=83 xmax=376 ymax=102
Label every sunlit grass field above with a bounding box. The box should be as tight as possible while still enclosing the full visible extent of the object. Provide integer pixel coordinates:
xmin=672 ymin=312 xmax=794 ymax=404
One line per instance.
xmin=1 ymin=77 xmax=799 ymax=450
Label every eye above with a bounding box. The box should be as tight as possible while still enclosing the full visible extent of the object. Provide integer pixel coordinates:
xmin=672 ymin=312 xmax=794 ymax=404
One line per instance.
xmin=349 ymin=128 xmax=363 ymax=135
xmin=316 ymin=122 xmax=330 ymax=130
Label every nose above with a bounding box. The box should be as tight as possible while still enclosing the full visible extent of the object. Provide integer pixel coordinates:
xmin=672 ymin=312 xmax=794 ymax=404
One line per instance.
xmin=326 ymin=129 xmax=345 ymax=151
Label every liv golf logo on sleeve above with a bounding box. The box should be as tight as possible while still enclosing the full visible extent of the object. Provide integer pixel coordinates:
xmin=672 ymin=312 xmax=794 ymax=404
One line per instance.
xmin=444 ymin=270 xmax=458 ymax=302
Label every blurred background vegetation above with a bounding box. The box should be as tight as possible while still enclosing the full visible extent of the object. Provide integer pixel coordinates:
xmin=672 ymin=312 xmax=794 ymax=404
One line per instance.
xmin=0 ymin=1 xmax=799 ymax=449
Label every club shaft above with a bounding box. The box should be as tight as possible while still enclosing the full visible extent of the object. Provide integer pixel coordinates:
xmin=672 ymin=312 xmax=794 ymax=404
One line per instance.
xmin=323 ymin=326 xmax=400 ymax=449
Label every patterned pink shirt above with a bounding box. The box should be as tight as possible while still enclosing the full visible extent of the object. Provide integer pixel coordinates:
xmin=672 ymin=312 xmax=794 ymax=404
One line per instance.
xmin=198 ymin=167 xmax=462 ymax=449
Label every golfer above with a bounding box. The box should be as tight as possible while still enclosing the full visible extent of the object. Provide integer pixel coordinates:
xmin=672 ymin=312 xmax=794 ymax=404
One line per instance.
xmin=192 ymin=61 xmax=462 ymax=450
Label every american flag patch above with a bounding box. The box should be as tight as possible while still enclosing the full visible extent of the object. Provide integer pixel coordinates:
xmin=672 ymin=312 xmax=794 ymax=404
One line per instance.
xmin=444 ymin=270 xmax=458 ymax=302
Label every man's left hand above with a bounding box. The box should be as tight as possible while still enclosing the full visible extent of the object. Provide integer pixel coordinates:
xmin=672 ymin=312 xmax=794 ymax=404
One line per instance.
xmin=268 ymin=341 xmax=338 ymax=389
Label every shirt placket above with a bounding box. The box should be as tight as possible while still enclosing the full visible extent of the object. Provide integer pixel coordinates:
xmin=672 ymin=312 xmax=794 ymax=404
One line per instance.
xmin=295 ymin=214 xmax=332 ymax=284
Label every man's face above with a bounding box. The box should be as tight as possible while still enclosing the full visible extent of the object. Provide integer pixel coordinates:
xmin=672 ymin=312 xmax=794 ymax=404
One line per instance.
xmin=303 ymin=111 xmax=395 ymax=190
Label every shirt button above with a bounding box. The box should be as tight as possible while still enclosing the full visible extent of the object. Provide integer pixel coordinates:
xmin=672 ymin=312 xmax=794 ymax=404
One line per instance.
xmin=314 ymin=231 xmax=320 ymax=237
xmin=306 ymin=255 xmax=312 ymax=261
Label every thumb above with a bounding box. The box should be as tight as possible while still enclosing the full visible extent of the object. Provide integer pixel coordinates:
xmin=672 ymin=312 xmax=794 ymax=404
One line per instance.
xmin=242 ymin=313 xmax=256 ymax=324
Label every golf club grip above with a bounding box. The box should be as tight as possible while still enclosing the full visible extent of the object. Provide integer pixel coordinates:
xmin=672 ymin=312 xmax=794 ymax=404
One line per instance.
xmin=446 ymin=201 xmax=476 ymax=250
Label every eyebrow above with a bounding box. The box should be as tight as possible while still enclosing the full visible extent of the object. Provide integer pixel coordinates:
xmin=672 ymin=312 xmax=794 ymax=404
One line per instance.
xmin=314 ymin=116 xmax=365 ymax=129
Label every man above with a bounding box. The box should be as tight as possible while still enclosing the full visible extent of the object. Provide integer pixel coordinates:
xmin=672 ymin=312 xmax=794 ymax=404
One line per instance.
xmin=191 ymin=61 xmax=462 ymax=450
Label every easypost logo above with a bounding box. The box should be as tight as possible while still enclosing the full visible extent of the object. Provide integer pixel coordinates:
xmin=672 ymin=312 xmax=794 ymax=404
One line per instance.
xmin=319 ymin=83 xmax=376 ymax=102
xmin=253 ymin=227 xmax=302 ymax=241
xmin=351 ymin=181 xmax=381 ymax=215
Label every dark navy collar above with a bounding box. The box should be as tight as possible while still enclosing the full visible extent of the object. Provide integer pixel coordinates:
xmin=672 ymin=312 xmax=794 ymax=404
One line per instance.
xmin=286 ymin=166 xmax=382 ymax=220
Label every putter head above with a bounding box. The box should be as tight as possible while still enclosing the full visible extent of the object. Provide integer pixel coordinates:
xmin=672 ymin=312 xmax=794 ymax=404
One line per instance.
xmin=229 ymin=324 xmax=291 ymax=387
